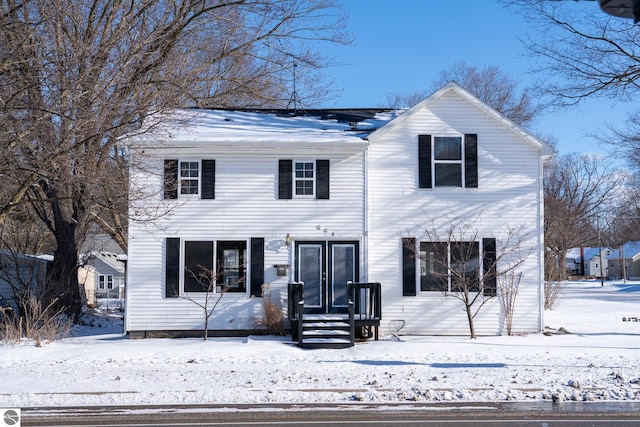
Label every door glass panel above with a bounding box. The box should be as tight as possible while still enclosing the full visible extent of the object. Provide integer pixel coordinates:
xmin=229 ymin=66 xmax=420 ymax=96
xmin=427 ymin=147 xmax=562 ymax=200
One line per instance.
xmin=331 ymin=244 xmax=355 ymax=308
xmin=216 ymin=241 xmax=247 ymax=293
xmin=299 ymin=245 xmax=322 ymax=307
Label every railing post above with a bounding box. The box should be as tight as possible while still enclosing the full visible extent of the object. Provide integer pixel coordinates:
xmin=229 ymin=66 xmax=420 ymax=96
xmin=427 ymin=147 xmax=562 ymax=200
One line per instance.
xmin=297 ymin=300 xmax=304 ymax=347
xmin=288 ymin=282 xmax=304 ymax=343
xmin=348 ymin=282 xmax=355 ymax=346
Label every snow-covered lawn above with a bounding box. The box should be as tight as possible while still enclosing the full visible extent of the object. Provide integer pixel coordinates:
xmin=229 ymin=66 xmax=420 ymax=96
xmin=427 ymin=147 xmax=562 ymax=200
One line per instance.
xmin=1 ymin=280 xmax=639 ymax=407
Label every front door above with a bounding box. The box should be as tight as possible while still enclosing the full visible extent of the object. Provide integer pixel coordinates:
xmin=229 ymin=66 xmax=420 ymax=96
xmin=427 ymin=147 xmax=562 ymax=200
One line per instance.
xmin=295 ymin=241 xmax=359 ymax=314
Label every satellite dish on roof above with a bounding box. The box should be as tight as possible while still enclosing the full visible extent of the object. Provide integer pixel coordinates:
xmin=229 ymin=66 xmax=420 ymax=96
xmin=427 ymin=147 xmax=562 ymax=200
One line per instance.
xmin=598 ymin=0 xmax=640 ymax=23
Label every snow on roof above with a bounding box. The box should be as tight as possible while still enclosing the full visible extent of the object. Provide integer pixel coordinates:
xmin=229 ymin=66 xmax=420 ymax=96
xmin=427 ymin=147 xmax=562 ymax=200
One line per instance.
xmin=134 ymin=108 xmax=399 ymax=148
xmin=79 ymin=252 xmax=126 ymax=273
xmin=608 ymin=241 xmax=640 ymax=259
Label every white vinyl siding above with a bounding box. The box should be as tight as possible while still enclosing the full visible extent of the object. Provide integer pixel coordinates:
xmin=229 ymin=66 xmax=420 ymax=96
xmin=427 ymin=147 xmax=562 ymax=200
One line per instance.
xmin=127 ymin=150 xmax=365 ymax=332
xmin=368 ymin=89 xmax=544 ymax=336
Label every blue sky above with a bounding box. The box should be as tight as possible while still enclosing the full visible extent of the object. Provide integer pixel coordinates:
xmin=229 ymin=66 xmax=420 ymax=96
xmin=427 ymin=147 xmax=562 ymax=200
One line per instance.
xmin=320 ymin=0 xmax=631 ymax=157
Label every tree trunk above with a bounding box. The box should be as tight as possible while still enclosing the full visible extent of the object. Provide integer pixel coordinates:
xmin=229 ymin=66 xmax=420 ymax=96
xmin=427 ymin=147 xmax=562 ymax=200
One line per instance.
xmin=47 ymin=220 xmax=82 ymax=320
xmin=465 ymin=303 xmax=476 ymax=339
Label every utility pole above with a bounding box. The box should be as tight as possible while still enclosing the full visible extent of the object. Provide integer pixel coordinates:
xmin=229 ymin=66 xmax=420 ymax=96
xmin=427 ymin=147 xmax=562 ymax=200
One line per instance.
xmin=597 ymin=214 xmax=604 ymax=287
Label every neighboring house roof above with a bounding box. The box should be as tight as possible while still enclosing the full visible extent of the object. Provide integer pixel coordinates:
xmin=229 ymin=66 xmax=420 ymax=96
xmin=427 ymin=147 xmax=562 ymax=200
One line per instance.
xmin=81 ymin=234 xmax=125 ymax=255
xmin=608 ymin=241 xmax=640 ymax=260
xmin=367 ymin=81 xmax=554 ymax=157
xmin=79 ymin=252 xmax=126 ymax=274
xmin=0 ymin=250 xmax=52 ymax=265
xmin=566 ymin=247 xmax=611 ymax=261
xmin=131 ymin=108 xmax=400 ymax=150
xmin=583 ymin=247 xmax=611 ymax=261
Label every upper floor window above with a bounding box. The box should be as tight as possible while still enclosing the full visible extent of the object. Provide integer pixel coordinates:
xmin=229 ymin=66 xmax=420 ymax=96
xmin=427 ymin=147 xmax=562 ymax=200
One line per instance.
xmin=434 ymin=137 xmax=463 ymax=187
xmin=295 ymin=162 xmax=315 ymax=196
xmin=180 ymin=161 xmax=200 ymax=195
xmin=278 ymin=159 xmax=330 ymax=200
xmin=164 ymin=159 xmax=215 ymax=200
xmin=418 ymin=134 xmax=478 ymax=189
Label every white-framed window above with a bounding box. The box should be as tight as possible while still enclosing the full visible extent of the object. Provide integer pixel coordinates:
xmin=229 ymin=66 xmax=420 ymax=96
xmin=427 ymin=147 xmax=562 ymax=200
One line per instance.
xmin=98 ymin=275 xmax=114 ymax=290
xmin=179 ymin=161 xmax=200 ymax=195
xmin=419 ymin=241 xmax=480 ymax=292
xmin=294 ymin=161 xmax=315 ymax=196
xmin=433 ymin=136 xmax=463 ymax=187
xmin=183 ymin=240 xmax=247 ymax=294
xmin=418 ymin=134 xmax=478 ymax=189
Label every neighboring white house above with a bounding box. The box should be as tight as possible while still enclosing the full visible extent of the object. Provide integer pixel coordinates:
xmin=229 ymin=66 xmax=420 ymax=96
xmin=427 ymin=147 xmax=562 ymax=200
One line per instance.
xmin=566 ymin=247 xmax=613 ymax=278
xmin=608 ymin=241 xmax=640 ymax=280
xmin=125 ymin=82 xmax=552 ymax=338
xmin=78 ymin=252 xmax=127 ymax=307
xmin=0 ymin=250 xmax=51 ymax=316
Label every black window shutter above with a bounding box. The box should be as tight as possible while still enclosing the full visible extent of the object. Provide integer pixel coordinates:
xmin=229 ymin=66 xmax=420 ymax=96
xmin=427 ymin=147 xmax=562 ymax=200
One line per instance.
xmin=418 ymin=135 xmax=432 ymax=189
xmin=165 ymin=237 xmax=180 ymax=298
xmin=402 ymin=238 xmax=417 ymax=296
xmin=201 ymin=159 xmax=216 ymax=199
xmin=316 ymin=159 xmax=330 ymax=199
xmin=278 ymin=160 xmax=292 ymax=199
xmin=164 ymin=159 xmax=178 ymax=199
xmin=464 ymin=134 xmax=478 ymax=188
xmin=483 ymin=237 xmax=497 ymax=297
xmin=250 ymin=238 xmax=265 ymax=297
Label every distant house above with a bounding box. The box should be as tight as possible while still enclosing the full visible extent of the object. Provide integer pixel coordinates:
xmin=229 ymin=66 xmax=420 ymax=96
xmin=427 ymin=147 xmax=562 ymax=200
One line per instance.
xmin=608 ymin=241 xmax=640 ymax=280
xmin=565 ymin=247 xmax=581 ymax=276
xmin=0 ymin=250 xmax=51 ymax=315
xmin=78 ymin=234 xmax=127 ymax=307
xmin=78 ymin=252 xmax=126 ymax=307
xmin=566 ymin=247 xmax=612 ymax=278
xmin=583 ymin=247 xmax=613 ymax=278
xmin=125 ymin=82 xmax=552 ymax=339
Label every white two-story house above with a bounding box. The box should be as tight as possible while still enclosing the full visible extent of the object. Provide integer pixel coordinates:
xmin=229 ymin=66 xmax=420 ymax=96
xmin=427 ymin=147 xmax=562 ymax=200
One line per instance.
xmin=125 ymin=82 xmax=552 ymax=339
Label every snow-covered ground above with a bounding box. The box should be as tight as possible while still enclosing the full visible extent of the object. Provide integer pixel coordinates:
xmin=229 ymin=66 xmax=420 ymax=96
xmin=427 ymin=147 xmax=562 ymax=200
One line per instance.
xmin=1 ymin=280 xmax=639 ymax=408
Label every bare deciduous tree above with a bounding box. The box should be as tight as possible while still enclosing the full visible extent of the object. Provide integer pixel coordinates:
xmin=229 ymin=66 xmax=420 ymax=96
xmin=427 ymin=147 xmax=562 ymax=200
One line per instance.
xmin=544 ymin=152 xmax=625 ymax=280
xmin=0 ymin=0 xmax=350 ymax=319
xmin=410 ymin=217 xmax=530 ymax=339
xmin=506 ymin=0 xmax=640 ymax=105
xmin=180 ymin=263 xmax=236 ymax=341
xmin=386 ymin=61 xmax=543 ymax=128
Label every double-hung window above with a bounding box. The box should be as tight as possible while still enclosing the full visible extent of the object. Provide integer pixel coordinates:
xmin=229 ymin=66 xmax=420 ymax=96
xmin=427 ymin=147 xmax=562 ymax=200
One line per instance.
xmin=179 ymin=161 xmax=200 ymax=195
xmin=278 ymin=159 xmax=329 ymax=200
xmin=418 ymin=134 xmax=478 ymax=189
xmin=433 ymin=137 xmax=463 ymax=187
xmin=98 ymin=275 xmax=114 ymax=290
xmin=294 ymin=162 xmax=315 ymax=196
xmin=164 ymin=159 xmax=216 ymax=200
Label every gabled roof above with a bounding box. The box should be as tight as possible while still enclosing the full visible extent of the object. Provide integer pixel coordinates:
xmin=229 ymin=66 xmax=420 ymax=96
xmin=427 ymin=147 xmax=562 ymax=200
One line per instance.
xmin=367 ymin=81 xmax=554 ymax=157
xmin=80 ymin=252 xmax=126 ymax=274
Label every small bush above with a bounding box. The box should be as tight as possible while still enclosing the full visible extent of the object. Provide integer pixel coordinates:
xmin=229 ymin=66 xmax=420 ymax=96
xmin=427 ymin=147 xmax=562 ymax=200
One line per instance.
xmin=1 ymin=294 xmax=72 ymax=345
xmin=256 ymin=284 xmax=285 ymax=336
xmin=544 ymin=280 xmax=564 ymax=310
